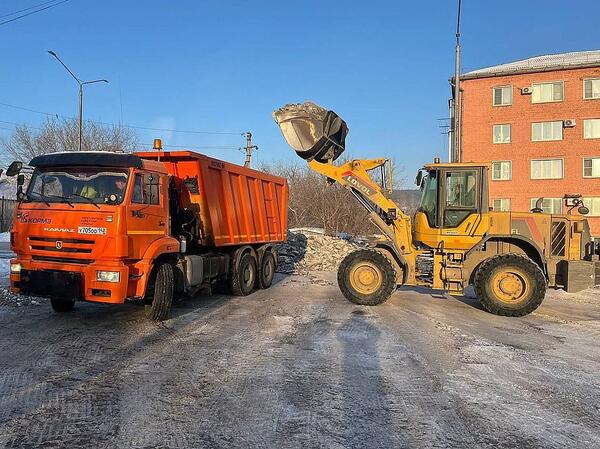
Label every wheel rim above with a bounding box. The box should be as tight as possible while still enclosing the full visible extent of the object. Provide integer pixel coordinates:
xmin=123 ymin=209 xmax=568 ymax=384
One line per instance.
xmin=243 ymin=261 xmax=254 ymax=288
xmin=491 ymin=268 xmax=530 ymax=303
xmin=263 ymin=258 xmax=273 ymax=280
xmin=349 ymin=262 xmax=383 ymax=295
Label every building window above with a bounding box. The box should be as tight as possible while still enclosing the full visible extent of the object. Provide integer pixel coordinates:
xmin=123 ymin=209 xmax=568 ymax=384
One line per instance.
xmin=493 ymin=86 xmax=512 ymax=106
xmin=584 ymin=79 xmax=600 ymax=100
xmin=584 ymin=158 xmax=600 ymax=177
xmin=584 ymin=198 xmax=600 ymax=216
xmin=584 ymin=119 xmax=600 ymax=139
xmin=492 ymin=198 xmax=511 ymax=211
xmin=531 ymin=159 xmax=563 ymax=179
xmin=530 ymin=198 xmax=562 ymax=214
xmin=532 ymin=81 xmax=564 ymax=103
xmin=493 ymin=124 xmax=511 ymax=143
xmin=492 ymin=161 xmax=512 ymax=180
xmin=532 ymin=121 xmax=563 ymax=141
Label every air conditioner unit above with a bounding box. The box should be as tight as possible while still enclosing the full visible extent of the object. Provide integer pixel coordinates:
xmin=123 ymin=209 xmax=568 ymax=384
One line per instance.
xmin=521 ymin=86 xmax=532 ymax=95
xmin=563 ymin=119 xmax=576 ymax=128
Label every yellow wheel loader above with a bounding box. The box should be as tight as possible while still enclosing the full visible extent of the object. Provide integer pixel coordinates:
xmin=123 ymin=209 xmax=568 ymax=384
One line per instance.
xmin=273 ymin=101 xmax=600 ymax=316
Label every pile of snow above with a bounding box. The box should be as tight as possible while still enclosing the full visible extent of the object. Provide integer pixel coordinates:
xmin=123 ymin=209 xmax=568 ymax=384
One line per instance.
xmin=276 ymin=230 xmax=364 ymax=274
xmin=0 ymin=232 xmax=10 ymax=242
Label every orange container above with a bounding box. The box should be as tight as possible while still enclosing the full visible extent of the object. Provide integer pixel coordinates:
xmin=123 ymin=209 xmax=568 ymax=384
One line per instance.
xmin=136 ymin=151 xmax=288 ymax=247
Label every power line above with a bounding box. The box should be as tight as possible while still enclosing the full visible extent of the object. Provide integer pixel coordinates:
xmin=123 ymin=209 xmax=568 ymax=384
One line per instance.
xmin=0 ymin=101 xmax=244 ymax=136
xmin=0 ymin=0 xmax=62 ymax=19
xmin=0 ymin=119 xmax=42 ymax=130
xmin=0 ymin=0 xmax=69 ymax=26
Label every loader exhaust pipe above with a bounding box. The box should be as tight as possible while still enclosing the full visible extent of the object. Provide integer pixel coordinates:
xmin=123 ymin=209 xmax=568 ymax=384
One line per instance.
xmin=272 ymin=101 xmax=348 ymax=163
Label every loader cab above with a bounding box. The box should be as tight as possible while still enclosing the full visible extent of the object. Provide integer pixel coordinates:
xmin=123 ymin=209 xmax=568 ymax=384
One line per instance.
xmin=414 ymin=163 xmax=489 ymax=250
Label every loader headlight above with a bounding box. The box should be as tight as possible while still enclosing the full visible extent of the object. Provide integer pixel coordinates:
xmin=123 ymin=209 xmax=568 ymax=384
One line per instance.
xmin=96 ymin=271 xmax=120 ymax=283
xmin=10 ymin=263 xmax=21 ymax=274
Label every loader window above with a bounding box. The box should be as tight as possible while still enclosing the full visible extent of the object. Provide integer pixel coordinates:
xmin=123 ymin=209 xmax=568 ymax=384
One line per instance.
xmin=443 ymin=170 xmax=477 ymax=228
xmin=419 ymin=171 xmax=438 ymax=226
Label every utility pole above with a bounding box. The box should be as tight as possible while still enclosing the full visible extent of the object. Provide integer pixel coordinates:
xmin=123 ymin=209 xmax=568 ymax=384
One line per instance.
xmin=243 ymin=131 xmax=258 ymax=168
xmin=451 ymin=0 xmax=463 ymax=163
xmin=47 ymin=50 xmax=109 ymax=152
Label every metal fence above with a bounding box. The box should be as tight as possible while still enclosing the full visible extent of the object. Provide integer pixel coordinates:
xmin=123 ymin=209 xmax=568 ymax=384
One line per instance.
xmin=0 ymin=197 xmax=17 ymax=232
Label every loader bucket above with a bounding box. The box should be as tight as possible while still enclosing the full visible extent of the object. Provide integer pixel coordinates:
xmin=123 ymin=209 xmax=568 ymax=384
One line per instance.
xmin=272 ymin=101 xmax=348 ymax=163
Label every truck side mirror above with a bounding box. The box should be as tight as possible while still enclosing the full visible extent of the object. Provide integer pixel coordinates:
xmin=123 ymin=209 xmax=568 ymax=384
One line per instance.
xmin=6 ymin=161 xmax=23 ymax=177
xmin=16 ymin=174 xmax=25 ymax=201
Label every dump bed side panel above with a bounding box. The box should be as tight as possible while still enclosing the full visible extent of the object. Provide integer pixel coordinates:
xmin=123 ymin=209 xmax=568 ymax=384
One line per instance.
xmin=136 ymin=151 xmax=288 ymax=247
xmin=201 ymin=161 xmax=288 ymax=246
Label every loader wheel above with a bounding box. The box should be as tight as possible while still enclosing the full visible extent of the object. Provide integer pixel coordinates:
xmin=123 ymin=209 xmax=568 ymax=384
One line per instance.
xmin=474 ymin=253 xmax=546 ymax=317
xmin=258 ymin=251 xmax=276 ymax=289
xmin=144 ymin=262 xmax=174 ymax=321
xmin=50 ymin=297 xmax=75 ymax=313
xmin=338 ymin=249 xmax=396 ymax=306
xmin=229 ymin=252 xmax=257 ymax=296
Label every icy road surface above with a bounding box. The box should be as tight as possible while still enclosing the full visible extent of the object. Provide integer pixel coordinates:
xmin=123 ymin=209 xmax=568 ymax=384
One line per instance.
xmin=0 ymin=272 xmax=599 ymax=449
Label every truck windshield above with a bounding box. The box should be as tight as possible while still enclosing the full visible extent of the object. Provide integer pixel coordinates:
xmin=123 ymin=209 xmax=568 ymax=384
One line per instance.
xmin=26 ymin=166 xmax=129 ymax=205
xmin=418 ymin=171 xmax=437 ymax=226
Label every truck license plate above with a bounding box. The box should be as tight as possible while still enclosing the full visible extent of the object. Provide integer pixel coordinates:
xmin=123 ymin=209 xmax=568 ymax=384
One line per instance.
xmin=78 ymin=226 xmax=107 ymax=235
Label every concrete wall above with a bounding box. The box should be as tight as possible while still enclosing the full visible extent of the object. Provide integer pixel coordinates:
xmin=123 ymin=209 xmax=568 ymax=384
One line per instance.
xmin=460 ymin=66 xmax=600 ymax=235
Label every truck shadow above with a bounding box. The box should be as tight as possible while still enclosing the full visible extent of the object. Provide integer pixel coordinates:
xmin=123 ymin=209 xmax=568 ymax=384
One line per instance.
xmin=169 ymin=272 xmax=291 ymax=319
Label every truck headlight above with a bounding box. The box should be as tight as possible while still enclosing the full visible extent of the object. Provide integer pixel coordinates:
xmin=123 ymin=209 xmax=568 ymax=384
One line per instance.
xmin=96 ymin=271 xmax=120 ymax=283
xmin=10 ymin=263 xmax=21 ymax=273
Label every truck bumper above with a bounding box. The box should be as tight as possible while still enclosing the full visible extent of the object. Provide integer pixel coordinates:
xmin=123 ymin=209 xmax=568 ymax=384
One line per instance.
xmin=10 ymin=259 xmax=129 ymax=304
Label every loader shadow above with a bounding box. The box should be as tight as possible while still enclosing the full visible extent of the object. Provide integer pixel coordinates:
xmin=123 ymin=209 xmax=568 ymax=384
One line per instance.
xmin=396 ymin=285 xmax=485 ymax=311
xmin=336 ymin=312 xmax=396 ymax=448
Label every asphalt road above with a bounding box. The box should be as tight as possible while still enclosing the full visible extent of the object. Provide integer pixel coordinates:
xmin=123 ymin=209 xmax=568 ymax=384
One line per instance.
xmin=0 ymin=272 xmax=599 ymax=449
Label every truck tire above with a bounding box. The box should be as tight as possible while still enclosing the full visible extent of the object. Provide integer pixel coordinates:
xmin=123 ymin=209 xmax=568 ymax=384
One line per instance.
xmin=337 ymin=249 xmax=396 ymax=306
xmin=474 ymin=253 xmax=546 ymax=317
xmin=50 ymin=297 xmax=75 ymax=313
xmin=229 ymin=252 xmax=257 ymax=296
xmin=258 ymin=251 xmax=276 ymax=289
xmin=144 ymin=262 xmax=174 ymax=321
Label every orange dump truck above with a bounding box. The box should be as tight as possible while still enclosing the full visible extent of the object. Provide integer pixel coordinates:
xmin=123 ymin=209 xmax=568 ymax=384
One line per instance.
xmin=6 ymin=149 xmax=288 ymax=319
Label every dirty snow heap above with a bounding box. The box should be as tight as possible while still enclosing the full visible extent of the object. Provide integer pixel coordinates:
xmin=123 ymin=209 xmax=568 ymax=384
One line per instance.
xmin=276 ymin=229 xmax=364 ymax=274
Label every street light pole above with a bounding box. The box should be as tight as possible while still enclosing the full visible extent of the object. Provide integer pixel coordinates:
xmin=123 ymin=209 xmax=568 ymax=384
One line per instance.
xmin=47 ymin=50 xmax=108 ymax=151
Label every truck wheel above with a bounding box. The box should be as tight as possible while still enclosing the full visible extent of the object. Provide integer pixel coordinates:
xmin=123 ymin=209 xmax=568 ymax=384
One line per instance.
xmin=258 ymin=251 xmax=276 ymax=289
xmin=50 ymin=297 xmax=75 ymax=313
xmin=144 ymin=262 xmax=174 ymax=321
xmin=229 ymin=252 xmax=257 ymax=296
xmin=474 ymin=253 xmax=546 ymax=317
xmin=337 ymin=249 xmax=396 ymax=306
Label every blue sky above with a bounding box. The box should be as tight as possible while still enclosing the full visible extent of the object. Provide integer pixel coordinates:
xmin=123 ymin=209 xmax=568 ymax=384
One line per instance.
xmin=0 ymin=0 xmax=597 ymax=184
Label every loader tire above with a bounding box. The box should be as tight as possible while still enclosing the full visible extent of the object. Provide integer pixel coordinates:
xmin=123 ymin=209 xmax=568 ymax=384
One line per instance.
xmin=338 ymin=249 xmax=396 ymax=306
xmin=50 ymin=297 xmax=75 ymax=313
xmin=229 ymin=252 xmax=257 ymax=296
xmin=257 ymin=251 xmax=276 ymax=289
xmin=145 ymin=262 xmax=174 ymax=321
xmin=474 ymin=253 xmax=546 ymax=317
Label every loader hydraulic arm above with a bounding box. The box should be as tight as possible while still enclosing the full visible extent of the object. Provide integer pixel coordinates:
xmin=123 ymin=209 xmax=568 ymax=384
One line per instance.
xmin=306 ymin=158 xmax=415 ymax=256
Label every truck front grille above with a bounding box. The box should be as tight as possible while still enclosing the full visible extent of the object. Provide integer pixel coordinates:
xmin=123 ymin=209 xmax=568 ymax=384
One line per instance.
xmin=28 ymin=236 xmax=96 ymax=260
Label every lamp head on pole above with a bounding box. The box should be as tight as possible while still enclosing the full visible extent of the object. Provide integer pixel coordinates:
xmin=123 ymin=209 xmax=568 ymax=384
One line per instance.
xmin=153 ymin=139 xmax=163 ymax=151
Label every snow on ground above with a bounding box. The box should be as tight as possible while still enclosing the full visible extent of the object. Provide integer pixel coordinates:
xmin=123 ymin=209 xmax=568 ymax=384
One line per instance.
xmin=0 ymin=232 xmax=9 ymax=242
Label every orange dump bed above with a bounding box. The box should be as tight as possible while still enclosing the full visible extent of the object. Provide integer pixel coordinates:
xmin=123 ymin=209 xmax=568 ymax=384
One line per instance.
xmin=136 ymin=151 xmax=288 ymax=247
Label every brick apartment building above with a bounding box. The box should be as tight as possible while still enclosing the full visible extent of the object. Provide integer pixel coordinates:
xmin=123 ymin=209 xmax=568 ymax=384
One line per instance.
xmin=454 ymin=50 xmax=600 ymax=236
